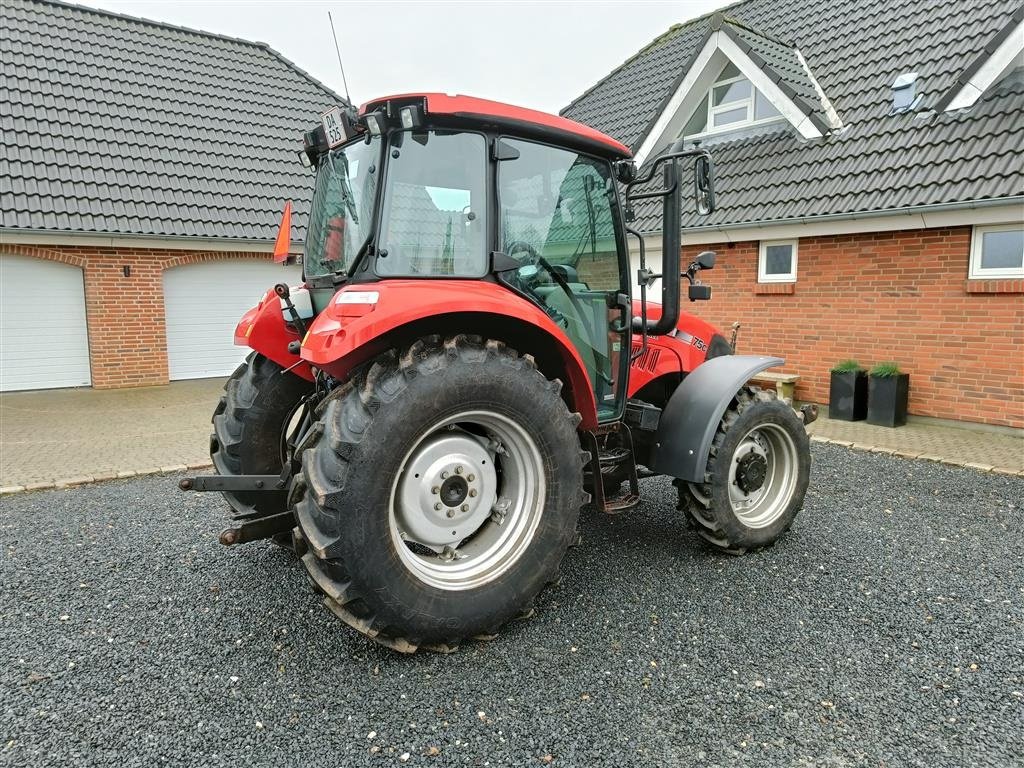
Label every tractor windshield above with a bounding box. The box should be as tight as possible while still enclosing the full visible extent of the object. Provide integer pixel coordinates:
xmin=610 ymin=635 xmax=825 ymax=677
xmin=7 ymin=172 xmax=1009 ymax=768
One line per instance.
xmin=303 ymin=135 xmax=382 ymax=280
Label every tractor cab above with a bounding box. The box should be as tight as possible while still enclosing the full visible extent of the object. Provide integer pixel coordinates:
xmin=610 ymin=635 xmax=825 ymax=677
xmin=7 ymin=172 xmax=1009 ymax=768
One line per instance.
xmin=183 ymin=92 xmax=815 ymax=654
xmin=293 ymin=94 xmax=711 ymax=422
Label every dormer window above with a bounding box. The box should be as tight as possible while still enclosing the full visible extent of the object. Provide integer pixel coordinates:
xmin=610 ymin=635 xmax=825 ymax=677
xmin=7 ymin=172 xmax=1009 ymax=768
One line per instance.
xmin=680 ymin=63 xmax=783 ymax=138
xmin=629 ymin=14 xmax=840 ymax=166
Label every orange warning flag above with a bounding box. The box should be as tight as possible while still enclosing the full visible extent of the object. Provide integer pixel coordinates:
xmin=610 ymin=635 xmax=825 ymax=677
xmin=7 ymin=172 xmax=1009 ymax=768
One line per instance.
xmin=273 ymin=201 xmax=292 ymax=262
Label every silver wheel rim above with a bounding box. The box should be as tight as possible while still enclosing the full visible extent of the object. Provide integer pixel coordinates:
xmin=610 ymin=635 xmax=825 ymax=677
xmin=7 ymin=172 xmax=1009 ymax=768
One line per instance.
xmin=725 ymin=423 xmax=799 ymax=528
xmin=388 ymin=409 xmax=545 ymax=591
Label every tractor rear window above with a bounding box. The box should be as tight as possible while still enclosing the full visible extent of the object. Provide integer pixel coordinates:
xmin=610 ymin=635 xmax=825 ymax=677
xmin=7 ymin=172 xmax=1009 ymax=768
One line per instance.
xmin=376 ymin=131 xmax=488 ymax=278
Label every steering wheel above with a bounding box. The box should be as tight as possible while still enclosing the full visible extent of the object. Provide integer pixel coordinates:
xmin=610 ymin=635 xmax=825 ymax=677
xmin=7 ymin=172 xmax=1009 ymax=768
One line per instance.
xmin=504 ymin=241 xmax=590 ymax=331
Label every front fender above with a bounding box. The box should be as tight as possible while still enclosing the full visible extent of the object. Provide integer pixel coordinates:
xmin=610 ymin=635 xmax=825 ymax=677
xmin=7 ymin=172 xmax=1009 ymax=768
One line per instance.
xmin=300 ymin=280 xmax=600 ymax=428
xmin=649 ymin=355 xmax=784 ymax=483
xmin=234 ymin=289 xmax=314 ymax=381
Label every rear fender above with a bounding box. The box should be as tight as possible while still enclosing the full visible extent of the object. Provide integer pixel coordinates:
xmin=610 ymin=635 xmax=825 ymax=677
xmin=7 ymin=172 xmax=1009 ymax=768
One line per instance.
xmin=234 ymin=289 xmax=314 ymax=381
xmin=649 ymin=355 xmax=784 ymax=483
xmin=301 ymin=281 xmax=600 ymax=428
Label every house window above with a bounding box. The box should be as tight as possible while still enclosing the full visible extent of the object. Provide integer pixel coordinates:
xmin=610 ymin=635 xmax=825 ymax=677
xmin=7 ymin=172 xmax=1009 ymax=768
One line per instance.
xmin=969 ymin=224 xmax=1024 ymax=279
xmin=758 ymin=240 xmax=798 ymax=283
xmin=681 ymin=62 xmax=783 ymax=138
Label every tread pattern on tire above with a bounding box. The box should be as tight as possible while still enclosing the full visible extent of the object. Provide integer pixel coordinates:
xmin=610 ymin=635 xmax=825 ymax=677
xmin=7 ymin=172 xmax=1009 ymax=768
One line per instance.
xmin=677 ymin=386 xmax=805 ymax=555
xmin=210 ymin=352 xmax=312 ymax=519
xmin=292 ymin=334 xmax=584 ymax=653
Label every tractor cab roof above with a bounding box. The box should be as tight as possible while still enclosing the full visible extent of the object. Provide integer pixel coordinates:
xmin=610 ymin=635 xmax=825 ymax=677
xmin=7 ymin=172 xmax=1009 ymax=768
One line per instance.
xmin=359 ymin=92 xmax=632 ymax=160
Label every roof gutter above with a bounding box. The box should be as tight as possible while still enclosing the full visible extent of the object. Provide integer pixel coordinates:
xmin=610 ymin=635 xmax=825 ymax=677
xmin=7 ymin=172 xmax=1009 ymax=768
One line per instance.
xmin=636 ymin=196 xmax=1024 ymax=237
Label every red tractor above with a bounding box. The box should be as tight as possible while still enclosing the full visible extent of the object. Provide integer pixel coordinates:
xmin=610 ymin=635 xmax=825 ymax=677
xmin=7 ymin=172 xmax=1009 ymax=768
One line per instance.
xmin=181 ymin=93 xmax=815 ymax=652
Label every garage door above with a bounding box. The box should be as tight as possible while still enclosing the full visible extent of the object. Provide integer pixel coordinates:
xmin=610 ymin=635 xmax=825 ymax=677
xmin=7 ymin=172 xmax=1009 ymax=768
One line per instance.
xmin=0 ymin=255 xmax=92 ymax=391
xmin=163 ymin=259 xmax=301 ymax=380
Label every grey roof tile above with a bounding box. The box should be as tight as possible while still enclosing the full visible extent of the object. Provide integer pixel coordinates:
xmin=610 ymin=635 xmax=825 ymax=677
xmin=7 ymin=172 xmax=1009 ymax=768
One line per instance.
xmin=563 ymin=0 xmax=1023 ymax=231
xmin=1 ymin=0 xmax=347 ymax=240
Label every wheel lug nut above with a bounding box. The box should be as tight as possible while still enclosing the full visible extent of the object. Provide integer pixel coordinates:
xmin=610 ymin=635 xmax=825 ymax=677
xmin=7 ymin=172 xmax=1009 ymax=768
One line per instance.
xmin=446 ymin=509 xmax=455 ymax=518
xmin=469 ymin=489 xmax=477 ymax=498
xmin=461 ymin=504 xmax=469 ymax=512
xmin=434 ymin=502 xmax=442 ymax=511
xmin=467 ymin=474 xmax=475 ymax=482
xmin=441 ymin=471 xmax=449 ymax=479
xmin=455 ymin=465 xmax=464 ymax=474
xmin=431 ymin=486 xmax=440 ymax=494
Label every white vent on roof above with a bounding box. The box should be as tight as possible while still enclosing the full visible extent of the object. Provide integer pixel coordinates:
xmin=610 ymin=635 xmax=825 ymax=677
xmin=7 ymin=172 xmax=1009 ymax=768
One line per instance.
xmin=891 ymin=72 xmax=921 ymax=113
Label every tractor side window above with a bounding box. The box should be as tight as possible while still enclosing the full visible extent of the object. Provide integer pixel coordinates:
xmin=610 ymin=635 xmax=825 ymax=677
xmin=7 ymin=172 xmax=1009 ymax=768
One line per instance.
xmin=377 ymin=131 xmax=488 ymax=277
xmin=498 ymin=141 xmax=621 ymax=292
xmin=498 ymin=138 xmax=627 ymax=421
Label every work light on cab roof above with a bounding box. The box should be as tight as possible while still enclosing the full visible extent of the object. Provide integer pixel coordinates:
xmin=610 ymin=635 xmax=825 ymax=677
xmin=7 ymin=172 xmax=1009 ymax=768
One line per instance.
xmin=182 ymin=90 xmax=816 ymax=654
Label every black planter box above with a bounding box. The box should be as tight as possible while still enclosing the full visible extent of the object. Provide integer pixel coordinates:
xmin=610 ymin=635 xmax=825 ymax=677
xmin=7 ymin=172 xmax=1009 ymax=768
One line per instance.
xmin=829 ymin=370 xmax=868 ymax=421
xmin=867 ymin=373 xmax=910 ymax=427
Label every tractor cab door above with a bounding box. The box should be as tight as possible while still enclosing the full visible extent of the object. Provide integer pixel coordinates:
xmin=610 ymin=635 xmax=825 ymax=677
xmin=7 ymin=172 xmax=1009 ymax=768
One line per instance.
xmin=496 ymin=138 xmax=631 ymax=422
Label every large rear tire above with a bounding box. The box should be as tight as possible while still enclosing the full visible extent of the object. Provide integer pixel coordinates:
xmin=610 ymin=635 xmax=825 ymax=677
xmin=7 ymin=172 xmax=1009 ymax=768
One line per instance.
xmin=292 ymin=335 xmax=585 ymax=652
xmin=678 ymin=387 xmax=810 ymax=554
xmin=210 ymin=352 xmax=314 ymax=518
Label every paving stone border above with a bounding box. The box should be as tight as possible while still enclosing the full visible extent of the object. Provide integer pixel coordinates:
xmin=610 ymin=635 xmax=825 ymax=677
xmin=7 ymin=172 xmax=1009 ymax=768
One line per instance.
xmin=809 ymin=435 xmax=1024 ymax=477
xmin=0 ymin=461 xmax=213 ymax=496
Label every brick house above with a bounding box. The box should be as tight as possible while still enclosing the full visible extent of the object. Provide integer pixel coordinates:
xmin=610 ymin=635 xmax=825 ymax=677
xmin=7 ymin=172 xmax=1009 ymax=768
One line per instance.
xmin=0 ymin=0 xmax=343 ymax=390
xmin=562 ymin=1 xmax=1024 ymax=429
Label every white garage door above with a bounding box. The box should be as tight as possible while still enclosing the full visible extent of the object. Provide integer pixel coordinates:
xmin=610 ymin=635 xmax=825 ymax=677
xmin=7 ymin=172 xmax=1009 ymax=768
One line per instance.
xmin=163 ymin=259 xmax=301 ymax=380
xmin=0 ymin=255 xmax=92 ymax=391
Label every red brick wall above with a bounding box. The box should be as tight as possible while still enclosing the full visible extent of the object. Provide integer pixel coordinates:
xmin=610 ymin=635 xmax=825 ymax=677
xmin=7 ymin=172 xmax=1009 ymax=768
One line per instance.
xmin=5 ymin=231 xmax=1022 ymax=429
xmin=681 ymin=227 xmax=1024 ymax=429
xmin=4 ymin=244 xmax=272 ymax=388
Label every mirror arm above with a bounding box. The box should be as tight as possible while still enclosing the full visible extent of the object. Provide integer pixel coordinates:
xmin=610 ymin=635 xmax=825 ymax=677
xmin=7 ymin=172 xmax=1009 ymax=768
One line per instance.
xmin=625 ymin=225 xmax=649 ymax=363
xmin=638 ymin=160 xmax=682 ymax=336
xmin=624 ymin=147 xmax=711 ymax=192
xmin=620 ymin=147 xmax=713 ymax=337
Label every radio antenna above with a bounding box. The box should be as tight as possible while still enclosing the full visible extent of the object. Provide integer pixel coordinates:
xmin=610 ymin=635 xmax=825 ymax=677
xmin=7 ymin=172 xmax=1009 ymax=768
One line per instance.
xmin=327 ymin=11 xmax=352 ymax=105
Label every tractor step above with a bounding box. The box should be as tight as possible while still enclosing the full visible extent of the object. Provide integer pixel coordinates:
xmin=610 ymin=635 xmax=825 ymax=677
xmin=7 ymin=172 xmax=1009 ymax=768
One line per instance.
xmin=598 ymin=446 xmax=632 ymax=464
xmin=600 ymin=489 xmax=641 ymax=513
xmin=583 ymin=425 xmax=642 ymax=514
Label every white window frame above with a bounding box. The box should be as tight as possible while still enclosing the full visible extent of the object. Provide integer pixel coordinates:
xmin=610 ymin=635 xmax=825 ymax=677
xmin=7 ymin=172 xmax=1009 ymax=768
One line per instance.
xmin=758 ymin=239 xmax=798 ymax=283
xmin=683 ymin=70 xmax=786 ymax=141
xmin=969 ymin=223 xmax=1024 ymax=279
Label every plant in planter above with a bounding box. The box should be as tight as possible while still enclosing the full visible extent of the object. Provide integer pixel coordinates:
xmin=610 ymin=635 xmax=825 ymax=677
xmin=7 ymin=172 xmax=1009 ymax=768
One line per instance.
xmin=867 ymin=362 xmax=910 ymax=427
xmin=829 ymin=359 xmax=868 ymax=421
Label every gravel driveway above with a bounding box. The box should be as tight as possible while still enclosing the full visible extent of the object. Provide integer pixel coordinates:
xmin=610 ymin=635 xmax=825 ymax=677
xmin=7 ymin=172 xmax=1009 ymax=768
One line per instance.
xmin=2 ymin=444 xmax=1021 ymax=767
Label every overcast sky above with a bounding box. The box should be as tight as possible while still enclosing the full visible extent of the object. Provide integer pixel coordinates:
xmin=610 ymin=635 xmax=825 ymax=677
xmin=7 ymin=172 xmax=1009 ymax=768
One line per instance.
xmin=73 ymin=0 xmax=719 ymax=114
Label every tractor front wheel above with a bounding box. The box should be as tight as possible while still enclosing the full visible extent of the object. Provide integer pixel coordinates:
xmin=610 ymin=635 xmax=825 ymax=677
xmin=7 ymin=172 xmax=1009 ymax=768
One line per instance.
xmin=678 ymin=387 xmax=810 ymax=554
xmin=292 ymin=335 xmax=585 ymax=652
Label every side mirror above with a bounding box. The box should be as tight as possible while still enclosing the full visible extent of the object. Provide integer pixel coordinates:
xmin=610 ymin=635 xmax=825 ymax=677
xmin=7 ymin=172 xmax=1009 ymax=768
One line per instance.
xmin=615 ymin=159 xmax=637 ymax=184
xmin=697 ymin=250 xmax=716 ymax=270
xmin=694 ymin=154 xmax=715 ymax=215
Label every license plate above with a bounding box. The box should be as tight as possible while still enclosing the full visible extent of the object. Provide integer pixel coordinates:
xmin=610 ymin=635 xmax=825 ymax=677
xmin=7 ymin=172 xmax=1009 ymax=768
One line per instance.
xmin=321 ymin=106 xmax=347 ymax=148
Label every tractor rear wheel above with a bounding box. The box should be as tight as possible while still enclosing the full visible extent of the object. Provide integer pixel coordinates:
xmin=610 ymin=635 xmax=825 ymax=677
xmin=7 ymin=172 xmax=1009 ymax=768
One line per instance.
xmin=292 ymin=335 xmax=585 ymax=652
xmin=678 ymin=387 xmax=809 ymax=554
xmin=210 ymin=352 xmax=313 ymax=520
